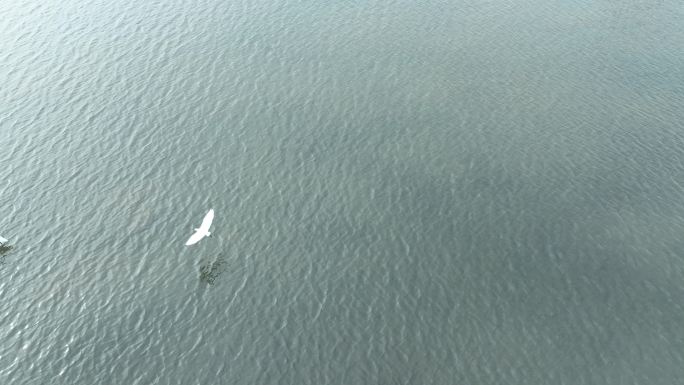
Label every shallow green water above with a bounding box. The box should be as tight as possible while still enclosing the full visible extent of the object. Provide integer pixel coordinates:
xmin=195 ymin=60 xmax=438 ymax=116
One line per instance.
xmin=1 ymin=0 xmax=684 ymax=383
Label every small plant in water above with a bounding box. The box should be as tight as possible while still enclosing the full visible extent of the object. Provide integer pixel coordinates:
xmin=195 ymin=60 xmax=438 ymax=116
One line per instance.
xmin=0 ymin=245 xmax=12 ymax=266
xmin=199 ymin=255 xmax=226 ymax=285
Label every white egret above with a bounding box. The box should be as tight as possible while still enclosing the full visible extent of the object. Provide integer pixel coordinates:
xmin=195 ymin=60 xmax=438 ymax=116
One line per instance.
xmin=185 ymin=209 xmax=214 ymax=246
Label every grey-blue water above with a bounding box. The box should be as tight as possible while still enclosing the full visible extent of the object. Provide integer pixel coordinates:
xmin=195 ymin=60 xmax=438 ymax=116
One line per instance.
xmin=2 ymin=0 xmax=684 ymax=383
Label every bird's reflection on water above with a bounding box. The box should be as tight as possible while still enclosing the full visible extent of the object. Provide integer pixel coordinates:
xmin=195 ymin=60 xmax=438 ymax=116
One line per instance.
xmin=199 ymin=253 xmax=227 ymax=285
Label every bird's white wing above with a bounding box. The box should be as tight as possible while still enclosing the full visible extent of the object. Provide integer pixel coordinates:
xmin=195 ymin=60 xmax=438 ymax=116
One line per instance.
xmin=198 ymin=209 xmax=214 ymax=232
xmin=0 ymin=236 xmax=7 ymax=244
xmin=185 ymin=231 xmax=206 ymax=246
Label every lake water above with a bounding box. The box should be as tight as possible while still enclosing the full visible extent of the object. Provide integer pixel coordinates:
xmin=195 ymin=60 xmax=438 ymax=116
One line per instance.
xmin=1 ymin=0 xmax=684 ymax=383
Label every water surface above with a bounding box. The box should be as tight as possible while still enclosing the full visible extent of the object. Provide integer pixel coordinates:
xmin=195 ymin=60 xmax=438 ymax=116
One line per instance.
xmin=1 ymin=0 xmax=684 ymax=383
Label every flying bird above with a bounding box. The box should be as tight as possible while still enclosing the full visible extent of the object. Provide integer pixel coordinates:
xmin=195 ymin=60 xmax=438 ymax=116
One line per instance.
xmin=185 ymin=209 xmax=214 ymax=246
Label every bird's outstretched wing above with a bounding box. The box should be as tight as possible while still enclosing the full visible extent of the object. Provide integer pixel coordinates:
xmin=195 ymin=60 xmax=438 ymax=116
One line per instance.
xmin=199 ymin=209 xmax=214 ymax=232
xmin=185 ymin=231 xmax=205 ymax=246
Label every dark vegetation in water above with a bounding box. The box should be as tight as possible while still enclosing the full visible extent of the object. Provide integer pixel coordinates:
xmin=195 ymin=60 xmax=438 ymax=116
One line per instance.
xmin=0 ymin=244 xmax=12 ymax=265
xmin=0 ymin=244 xmax=12 ymax=255
xmin=199 ymin=254 xmax=227 ymax=285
